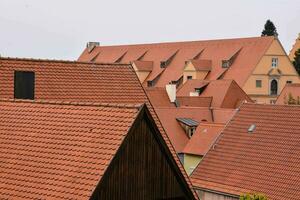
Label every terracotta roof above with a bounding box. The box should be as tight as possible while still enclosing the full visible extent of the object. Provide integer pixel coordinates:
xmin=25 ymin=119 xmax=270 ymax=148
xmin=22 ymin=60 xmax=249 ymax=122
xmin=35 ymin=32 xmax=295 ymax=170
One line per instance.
xmin=177 ymin=80 xmax=209 ymax=97
xmin=182 ymin=123 xmax=225 ymax=156
xmin=145 ymin=87 xmax=175 ymax=108
xmin=190 ymin=59 xmax=212 ymax=71
xmin=276 ymin=83 xmax=300 ymax=104
xmin=177 ymin=96 xmax=212 ymax=107
xmin=177 ymin=79 xmax=252 ymax=108
xmin=132 ymin=60 xmax=153 ymax=71
xmin=0 ymin=57 xmax=198 ymax=199
xmin=0 ymin=99 xmax=141 ymax=199
xmin=191 ymin=103 xmax=300 ymax=200
xmin=155 ymin=107 xmax=213 ymax=152
xmin=212 ymin=108 xmax=237 ymax=124
xmin=0 ymin=57 xmax=147 ymax=104
xmin=79 ymin=36 xmax=274 ymax=87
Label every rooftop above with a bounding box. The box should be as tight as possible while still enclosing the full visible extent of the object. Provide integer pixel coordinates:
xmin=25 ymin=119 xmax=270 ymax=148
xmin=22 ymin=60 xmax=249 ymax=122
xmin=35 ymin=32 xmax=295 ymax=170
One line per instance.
xmin=0 ymin=99 xmax=140 ymax=199
xmin=191 ymin=103 xmax=300 ymax=200
xmin=79 ymin=36 xmax=275 ymax=87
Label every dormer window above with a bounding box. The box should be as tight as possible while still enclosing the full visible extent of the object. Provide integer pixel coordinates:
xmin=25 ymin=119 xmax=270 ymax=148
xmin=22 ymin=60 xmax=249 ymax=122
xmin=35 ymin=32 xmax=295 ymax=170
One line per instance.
xmin=14 ymin=71 xmax=35 ymax=100
xmin=272 ymin=58 xmax=278 ymax=68
xmin=222 ymin=60 xmax=230 ymax=68
xmin=176 ymin=118 xmax=199 ymax=138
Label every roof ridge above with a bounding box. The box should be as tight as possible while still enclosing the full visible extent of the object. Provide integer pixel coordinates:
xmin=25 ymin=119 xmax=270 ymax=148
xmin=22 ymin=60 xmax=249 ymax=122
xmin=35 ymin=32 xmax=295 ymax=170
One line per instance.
xmin=243 ymin=102 xmax=300 ymax=108
xmin=0 ymin=98 xmax=143 ymax=109
xmin=93 ymin=36 xmax=274 ymax=48
xmin=0 ymin=56 xmax=131 ymax=66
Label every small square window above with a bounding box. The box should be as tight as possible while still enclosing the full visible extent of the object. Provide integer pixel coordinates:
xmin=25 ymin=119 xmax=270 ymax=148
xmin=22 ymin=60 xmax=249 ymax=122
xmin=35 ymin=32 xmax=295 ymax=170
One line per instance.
xmin=14 ymin=71 xmax=35 ymax=100
xmin=256 ymin=80 xmax=262 ymax=88
xmin=271 ymin=58 xmax=278 ymax=68
xmin=270 ymin=100 xmax=276 ymax=104
xmin=187 ymin=76 xmax=193 ymax=80
xmin=286 ymin=80 xmax=292 ymax=84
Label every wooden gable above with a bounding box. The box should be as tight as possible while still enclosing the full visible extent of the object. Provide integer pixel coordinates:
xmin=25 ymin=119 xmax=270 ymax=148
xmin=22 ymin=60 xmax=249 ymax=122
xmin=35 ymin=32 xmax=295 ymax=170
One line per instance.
xmin=91 ymin=106 xmax=194 ymax=200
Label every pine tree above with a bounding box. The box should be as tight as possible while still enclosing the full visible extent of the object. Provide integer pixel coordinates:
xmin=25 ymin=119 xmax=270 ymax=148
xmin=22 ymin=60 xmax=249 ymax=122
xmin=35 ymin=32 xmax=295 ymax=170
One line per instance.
xmin=261 ymin=20 xmax=278 ymax=36
xmin=293 ymin=48 xmax=300 ymax=75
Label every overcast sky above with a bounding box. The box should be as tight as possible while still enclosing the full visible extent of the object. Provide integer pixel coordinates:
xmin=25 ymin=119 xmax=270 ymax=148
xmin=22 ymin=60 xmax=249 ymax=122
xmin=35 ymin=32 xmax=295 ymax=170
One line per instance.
xmin=0 ymin=0 xmax=299 ymax=60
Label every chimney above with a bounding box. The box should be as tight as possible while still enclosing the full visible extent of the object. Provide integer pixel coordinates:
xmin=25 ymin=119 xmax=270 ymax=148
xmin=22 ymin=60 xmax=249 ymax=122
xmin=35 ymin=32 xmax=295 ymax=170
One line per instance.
xmin=166 ymin=84 xmax=176 ymax=103
xmin=87 ymin=42 xmax=100 ymax=53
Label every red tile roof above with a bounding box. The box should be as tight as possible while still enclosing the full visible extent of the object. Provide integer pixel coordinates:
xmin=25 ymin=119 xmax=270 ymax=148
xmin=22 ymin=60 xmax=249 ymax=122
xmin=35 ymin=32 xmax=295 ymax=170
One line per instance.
xmin=276 ymin=83 xmax=300 ymax=104
xmin=182 ymin=123 xmax=225 ymax=156
xmin=177 ymin=96 xmax=212 ymax=107
xmin=79 ymin=36 xmax=274 ymax=87
xmin=212 ymin=108 xmax=237 ymax=124
xmin=0 ymin=57 xmax=147 ymax=104
xmin=0 ymin=57 xmax=198 ymax=199
xmin=177 ymin=80 xmax=209 ymax=97
xmin=190 ymin=59 xmax=212 ymax=71
xmin=177 ymin=79 xmax=252 ymax=108
xmin=145 ymin=87 xmax=175 ymax=108
xmin=132 ymin=60 xmax=153 ymax=71
xmin=0 ymin=99 xmax=141 ymax=199
xmin=191 ymin=103 xmax=300 ymax=200
xmin=155 ymin=107 xmax=213 ymax=152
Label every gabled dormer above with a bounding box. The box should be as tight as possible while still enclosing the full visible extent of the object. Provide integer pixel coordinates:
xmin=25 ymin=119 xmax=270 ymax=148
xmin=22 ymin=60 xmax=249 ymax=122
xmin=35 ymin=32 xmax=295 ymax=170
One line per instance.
xmin=132 ymin=60 xmax=153 ymax=83
xmin=183 ymin=59 xmax=212 ymax=83
xmin=176 ymin=118 xmax=199 ymax=138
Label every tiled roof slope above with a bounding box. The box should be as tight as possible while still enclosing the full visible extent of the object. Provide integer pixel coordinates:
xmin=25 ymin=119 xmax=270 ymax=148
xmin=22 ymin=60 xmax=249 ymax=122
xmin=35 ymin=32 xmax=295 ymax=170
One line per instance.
xmin=276 ymin=83 xmax=300 ymax=104
xmin=79 ymin=36 xmax=274 ymax=87
xmin=177 ymin=79 xmax=252 ymax=108
xmin=177 ymin=80 xmax=209 ymax=97
xmin=182 ymin=123 xmax=224 ymax=156
xmin=0 ymin=58 xmax=146 ymax=104
xmin=155 ymin=107 xmax=213 ymax=152
xmin=0 ymin=57 xmax=198 ymax=199
xmin=145 ymin=87 xmax=175 ymax=108
xmin=191 ymin=103 xmax=300 ymax=200
xmin=0 ymin=99 xmax=140 ymax=199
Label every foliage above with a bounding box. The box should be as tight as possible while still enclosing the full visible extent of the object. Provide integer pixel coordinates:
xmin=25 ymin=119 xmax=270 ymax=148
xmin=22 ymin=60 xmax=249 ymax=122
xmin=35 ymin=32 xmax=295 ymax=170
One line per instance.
xmin=293 ymin=48 xmax=300 ymax=75
xmin=240 ymin=193 xmax=267 ymax=200
xmin=284 ymin=93 xmax=300 ymax=105
xmin=261 ymin=20 xmax=278 ymax=36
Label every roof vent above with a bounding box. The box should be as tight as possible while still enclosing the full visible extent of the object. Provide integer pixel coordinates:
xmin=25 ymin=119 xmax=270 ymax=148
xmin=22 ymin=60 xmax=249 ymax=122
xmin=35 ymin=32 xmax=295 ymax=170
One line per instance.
xmin=248 ymin=124 xmax=256 ymax=133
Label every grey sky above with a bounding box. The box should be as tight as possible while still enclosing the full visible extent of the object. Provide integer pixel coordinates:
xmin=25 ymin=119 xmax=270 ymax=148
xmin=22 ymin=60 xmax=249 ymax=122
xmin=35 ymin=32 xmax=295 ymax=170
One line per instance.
xmin=0 ymin=0 xmax=299 ymax=60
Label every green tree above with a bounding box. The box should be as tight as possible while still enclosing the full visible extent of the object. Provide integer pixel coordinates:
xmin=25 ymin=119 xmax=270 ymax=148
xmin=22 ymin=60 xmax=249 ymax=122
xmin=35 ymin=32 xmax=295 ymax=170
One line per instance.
xmin=240 ymin=193 xmax=267 ymax=200
xmin=261 ymin=20 xmax=278 ymax=36
xmin=293 ymin=48 xmax=300 ymax=75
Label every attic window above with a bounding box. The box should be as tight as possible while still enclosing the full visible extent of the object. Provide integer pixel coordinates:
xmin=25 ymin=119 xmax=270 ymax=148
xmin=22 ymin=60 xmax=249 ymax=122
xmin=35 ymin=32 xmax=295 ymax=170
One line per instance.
xmin=248 ymin=124 xmax=256 ymax=133
xmin=14 ymin=71 xmax=35 ymax=100
xmin=222 ymin=60 xmax=231 ymax=68
xmin=147 ymin=80 xmax=154 ymax=87
xmin=176 ymin=118 xmax=199 ymax=138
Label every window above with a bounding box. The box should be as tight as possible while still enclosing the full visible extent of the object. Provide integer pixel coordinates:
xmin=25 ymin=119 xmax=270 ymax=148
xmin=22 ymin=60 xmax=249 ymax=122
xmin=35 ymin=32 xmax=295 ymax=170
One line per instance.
xmin=188 ymin=127 xmax=196 ymax=137
xmin=256 ymin=80 xmax=262 ymax=88
xmin=270 ymin=79 xmax=278 ymax=95
xmin=187 ymin=76 xmax=193 ymax=80
xmin=14 ymin=71 xmax=35 ymax=100
xmin=271 ymin=58 xmax=278 ymax=68
xmin=287 ymin=80 xmax=293 ymax=84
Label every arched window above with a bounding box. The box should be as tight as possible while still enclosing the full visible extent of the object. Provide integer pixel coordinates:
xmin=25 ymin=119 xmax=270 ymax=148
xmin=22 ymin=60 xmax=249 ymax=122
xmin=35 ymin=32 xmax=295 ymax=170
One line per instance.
xmin=270 ymin=79 xmax=278 ymax=95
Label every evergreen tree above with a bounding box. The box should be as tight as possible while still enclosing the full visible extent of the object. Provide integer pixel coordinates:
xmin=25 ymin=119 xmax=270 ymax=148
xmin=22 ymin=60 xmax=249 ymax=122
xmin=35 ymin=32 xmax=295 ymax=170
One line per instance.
xmin=293 ymin=48 xmax=300 ymax=75
xmin=261 ymin=20 xmax=278 ymax=36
